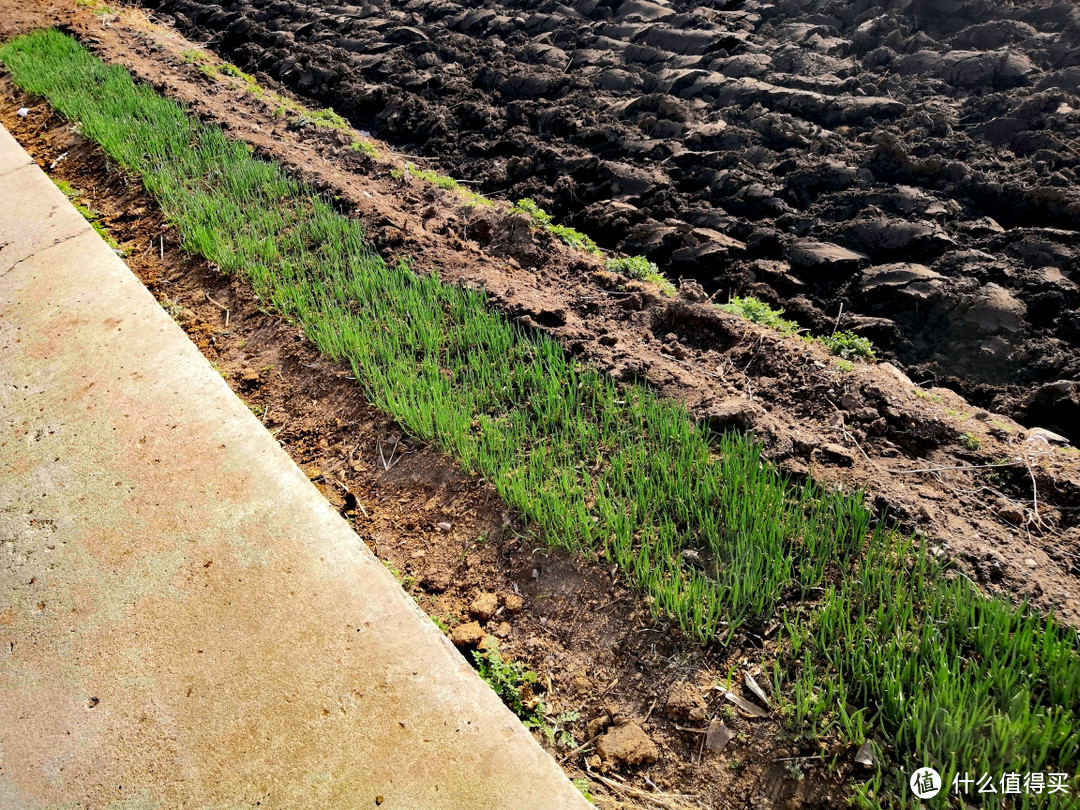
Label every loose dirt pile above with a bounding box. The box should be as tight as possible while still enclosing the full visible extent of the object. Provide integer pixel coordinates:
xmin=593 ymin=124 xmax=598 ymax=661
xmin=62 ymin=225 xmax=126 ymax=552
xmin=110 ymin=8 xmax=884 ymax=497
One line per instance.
xmin=145 ymin=0 xmax=1080 ymax=444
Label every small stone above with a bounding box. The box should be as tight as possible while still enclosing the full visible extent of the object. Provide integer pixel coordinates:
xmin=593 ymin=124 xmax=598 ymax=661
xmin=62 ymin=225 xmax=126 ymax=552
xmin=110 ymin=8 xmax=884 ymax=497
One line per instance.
xmin=1025 ymin=558 xmax=1038 ymax=569
xmin=596 ymin=721 xmax=658 ymax=766
xmin=501 ymin=593 xmax=524 ymax=613
xmin=469 ymin=592 xmax=499 ymax=621
xmin=450 ymin=621 xmax=484 ymax=648
xmin=818 ymin=442 xmax=856 ymax=466
xmin=17 ymin=108 xmax=29 ymax=117
xmin=436 ymin=521 xmax=453 ymax=532
xmin=677 ymin=280 xmax=708 ymax=302
xmin=1026 ymin=427 xmax=1069 ymax=446
xmin=570 ymin=674 xmax=593 ymax=697
xmin=705 ymin=399 xmax=763 ymax=431
xmin=839 ymin=394 xmax=863 ymax=411
xmin=705 ymin=719 xmax=732 ymax=753
xmin=997 ymin=502 xmax=1025 ymax=525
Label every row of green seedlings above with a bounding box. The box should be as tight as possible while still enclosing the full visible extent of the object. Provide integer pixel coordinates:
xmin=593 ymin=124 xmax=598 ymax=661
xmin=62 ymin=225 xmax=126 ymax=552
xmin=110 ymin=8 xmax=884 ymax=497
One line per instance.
xmin=179 ymin=41 xmax=673 ymax=299
xmin=177 ymin=39 xmax=871 ymax=365
xmin=505 ymin=200 xmax=877 ymax=363
xmin=4 ymin=30 xmax=1076 ymax=805
xmin=180 ymin=48 xmax=380 ymax=156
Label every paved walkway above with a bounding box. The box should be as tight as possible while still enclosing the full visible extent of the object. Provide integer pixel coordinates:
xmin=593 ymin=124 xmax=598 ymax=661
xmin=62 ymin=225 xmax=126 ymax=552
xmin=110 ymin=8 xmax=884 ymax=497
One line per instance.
xmin=0 ymin=123 xmax=589 ymax=810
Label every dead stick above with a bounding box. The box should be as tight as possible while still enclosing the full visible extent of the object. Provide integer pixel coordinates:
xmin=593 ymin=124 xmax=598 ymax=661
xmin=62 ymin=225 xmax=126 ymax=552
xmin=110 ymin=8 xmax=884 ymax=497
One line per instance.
xmin=558 ymin=733 xmax=601 ymax=764
xmin=673 ymin=724 xmax=708 ymax=734
xmin=586 ymin=771 xmax=692 ymax=809
xmin=205 ymin=291 xmax=230 ymax=327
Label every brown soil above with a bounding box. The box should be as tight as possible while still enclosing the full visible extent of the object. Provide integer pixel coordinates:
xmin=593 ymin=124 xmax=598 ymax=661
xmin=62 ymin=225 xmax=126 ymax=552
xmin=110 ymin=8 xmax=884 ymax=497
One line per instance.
xmin=1 ymin=2 xmax=1079 ymax=807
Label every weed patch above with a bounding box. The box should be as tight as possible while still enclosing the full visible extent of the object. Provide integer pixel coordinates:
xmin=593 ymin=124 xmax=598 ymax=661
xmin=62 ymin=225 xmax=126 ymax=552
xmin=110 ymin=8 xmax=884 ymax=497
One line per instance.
xmin=719 ymin=298 xmax=879 ymax=361
xmin=818 ymin=329 xmax=875 ymax=360
xmin=512 ymin=198 xmax=601 ymax=255
xmin=718 ymin=296 xmax=801 ymax=336
xmin=394 ymin=162 xmax=491 ymax=207
xmin=604 ymin=255 xmax=675 ymax=295
xmin=473 ymin=649 xmax=545 ymax=728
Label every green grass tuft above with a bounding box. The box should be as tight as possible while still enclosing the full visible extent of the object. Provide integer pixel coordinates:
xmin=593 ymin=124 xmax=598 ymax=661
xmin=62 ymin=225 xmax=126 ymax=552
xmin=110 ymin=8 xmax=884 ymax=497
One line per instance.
xmin=718 ymin=296 xmax=801 ymax=336
xmin=604 ymin=255 xmax=676 ymax=295
xmin=512 ymin=198 xmax=601 ymax=255
xmin=819 ymin=329 xmax=876 ymax=360
xmin=719 ymin=298 xmax=878 ymax=361
xmin=395 ymin=162 xmax=492 ymax=207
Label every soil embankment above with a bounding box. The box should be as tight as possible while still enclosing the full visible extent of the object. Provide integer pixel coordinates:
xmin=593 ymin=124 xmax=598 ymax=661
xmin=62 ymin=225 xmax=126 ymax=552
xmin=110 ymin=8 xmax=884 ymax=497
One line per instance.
xmin=147 ymin=0 xmax=1080 ymax=442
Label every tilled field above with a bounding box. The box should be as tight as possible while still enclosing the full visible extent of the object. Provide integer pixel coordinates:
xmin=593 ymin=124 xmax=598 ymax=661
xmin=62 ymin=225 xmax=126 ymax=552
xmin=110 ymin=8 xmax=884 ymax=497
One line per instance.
xmin=148 ymin=0 xmax=1080 ymax=441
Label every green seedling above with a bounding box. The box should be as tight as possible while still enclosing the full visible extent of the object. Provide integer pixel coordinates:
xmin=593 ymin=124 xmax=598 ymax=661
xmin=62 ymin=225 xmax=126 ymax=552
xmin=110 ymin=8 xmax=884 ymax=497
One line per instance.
xmin=473 ymin=649 xmax=544 ymax=728
xmin=512 ymin=198 xmax=601 ymax=254
xmin=817 ymin=330 xmax=875 ymax=361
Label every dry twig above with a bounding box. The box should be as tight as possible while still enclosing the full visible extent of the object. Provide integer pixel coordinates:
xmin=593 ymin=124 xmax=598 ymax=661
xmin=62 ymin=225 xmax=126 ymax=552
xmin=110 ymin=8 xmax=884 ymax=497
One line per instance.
xmin=205 ymin=291 xmax=230 ymax=327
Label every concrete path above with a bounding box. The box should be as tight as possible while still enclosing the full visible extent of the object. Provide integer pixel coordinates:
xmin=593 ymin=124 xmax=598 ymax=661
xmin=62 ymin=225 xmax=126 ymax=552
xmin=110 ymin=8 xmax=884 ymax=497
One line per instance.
xmin=0 ymin=123 xmax=590 ymax=810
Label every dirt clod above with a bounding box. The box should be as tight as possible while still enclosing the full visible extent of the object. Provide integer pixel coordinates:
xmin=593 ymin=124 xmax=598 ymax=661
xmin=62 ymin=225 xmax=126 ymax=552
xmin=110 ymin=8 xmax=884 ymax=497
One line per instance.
xmin=449 ymin=621 xmax=484 ymax=649
xmin=420 ymin=569 xmax=451 ymax=594
xmin=500 ymin=592 xmax=523 ymax=613
xmin=587 ymin=715 xmax=611 ymax=740
xmin=596 ymin=721 xmax=659 ymax=768
xmin=468 ymin=592 xmax=499 ymax=622
xmin=665 ymin=682 xmax=707 ymax=725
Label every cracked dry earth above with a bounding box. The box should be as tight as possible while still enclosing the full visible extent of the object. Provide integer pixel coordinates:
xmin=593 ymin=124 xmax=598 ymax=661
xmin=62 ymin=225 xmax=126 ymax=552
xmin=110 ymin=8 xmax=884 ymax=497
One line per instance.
xmin=1 ymin=1 xmax=1079 ymax=807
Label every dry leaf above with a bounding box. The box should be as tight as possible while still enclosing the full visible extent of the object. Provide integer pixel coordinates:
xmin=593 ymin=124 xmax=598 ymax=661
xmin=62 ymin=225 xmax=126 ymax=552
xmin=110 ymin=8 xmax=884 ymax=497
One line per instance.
xmin=705 ymin=719 xmax=733 ymax=753
xmin=744 ymin=671 xmax=771 ymax=708
xmin=723 ymin=690 xmax=768 ymax=718
xmin=855 ymin=740 xmax=874 ymax=766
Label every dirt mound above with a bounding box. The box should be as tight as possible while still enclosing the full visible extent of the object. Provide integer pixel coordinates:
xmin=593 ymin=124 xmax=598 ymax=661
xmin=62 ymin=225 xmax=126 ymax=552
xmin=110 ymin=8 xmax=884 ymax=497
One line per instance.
xmin=146 ymin=0 xmax=1080 ymax=442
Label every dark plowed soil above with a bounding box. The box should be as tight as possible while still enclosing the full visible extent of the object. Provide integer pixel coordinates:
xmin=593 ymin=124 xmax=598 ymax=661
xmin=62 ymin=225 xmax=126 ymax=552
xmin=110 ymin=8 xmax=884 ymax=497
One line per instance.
xmin=144 ymin=0 xmax=1080 ymax=444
